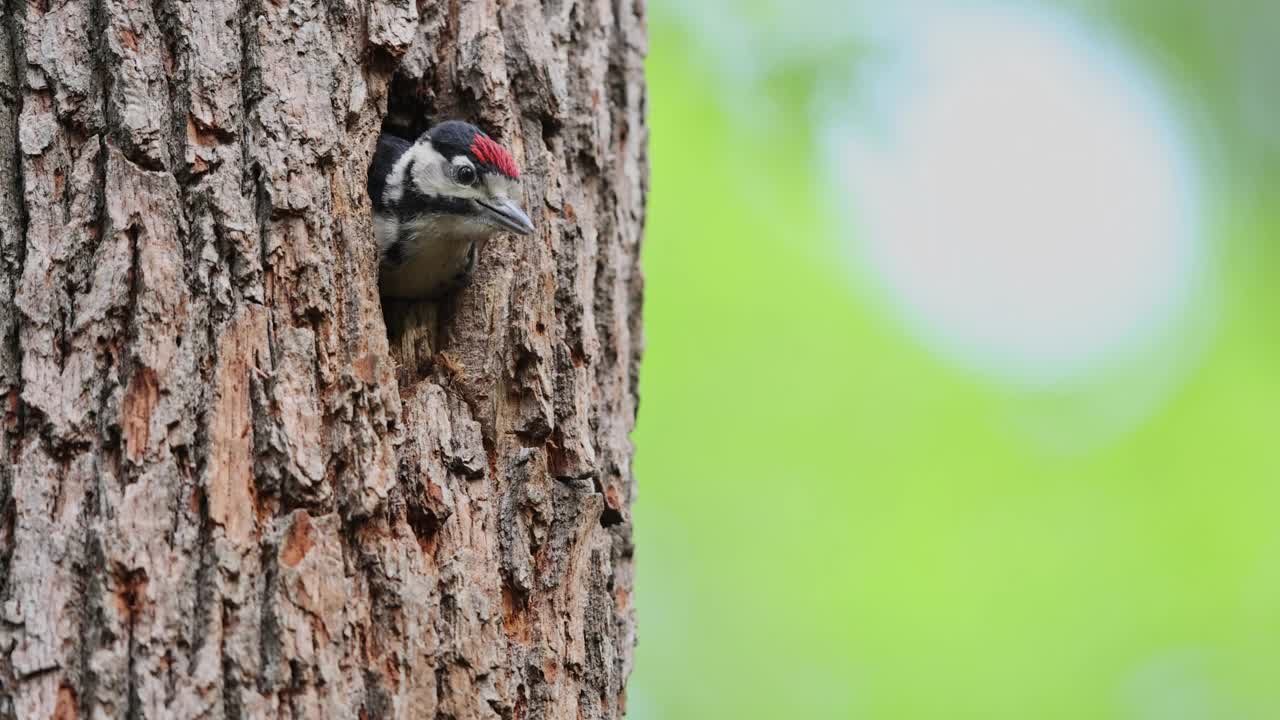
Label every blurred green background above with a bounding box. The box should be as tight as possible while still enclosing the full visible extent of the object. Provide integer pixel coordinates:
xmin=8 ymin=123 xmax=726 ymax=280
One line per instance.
xmin=630 ymin=1 xmax=1280 ymax=718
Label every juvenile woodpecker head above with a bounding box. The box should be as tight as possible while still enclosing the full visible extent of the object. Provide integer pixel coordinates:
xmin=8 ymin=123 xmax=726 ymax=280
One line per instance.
xmin=395 ymin=121 xmax=533 ymax=236
xmin=370 ymin=121 xmax=534 ymax=298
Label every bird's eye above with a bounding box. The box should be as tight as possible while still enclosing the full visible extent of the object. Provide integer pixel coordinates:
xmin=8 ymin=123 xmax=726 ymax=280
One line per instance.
xmin=455 ymin=165 xmax=477 ymax=186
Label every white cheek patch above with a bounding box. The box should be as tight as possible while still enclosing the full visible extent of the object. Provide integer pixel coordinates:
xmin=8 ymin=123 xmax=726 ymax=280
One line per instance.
xmin=407 ymin=141 xmax=453 ymax=197
xmin=384 ymin=154 xmax=411 ymax=206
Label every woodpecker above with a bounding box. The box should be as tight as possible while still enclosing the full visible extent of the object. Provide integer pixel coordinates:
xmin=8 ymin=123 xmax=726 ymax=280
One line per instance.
xmin=368 ymin=121 xmax=534 ymax=298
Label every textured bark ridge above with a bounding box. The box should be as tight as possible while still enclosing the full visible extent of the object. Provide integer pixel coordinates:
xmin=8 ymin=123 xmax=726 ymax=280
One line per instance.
xmin=0 ymin=0 xmax=645 ymax=717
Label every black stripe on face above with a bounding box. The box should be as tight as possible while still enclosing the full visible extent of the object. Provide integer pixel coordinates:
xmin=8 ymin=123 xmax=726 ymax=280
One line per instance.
xmin=383 ymin=238 xmax=406 ymax=267
xmin=399 ymin=158 xmax=472 ymax=222
xmin=399 ymin=159 xmax=471 ymax=219
xmin=398 ymin=190 xmax=472 ymax=224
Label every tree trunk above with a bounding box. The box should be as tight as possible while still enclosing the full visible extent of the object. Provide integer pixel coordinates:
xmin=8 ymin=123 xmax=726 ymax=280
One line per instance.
xmin=0 ymin=0 xmax=645 ymax=717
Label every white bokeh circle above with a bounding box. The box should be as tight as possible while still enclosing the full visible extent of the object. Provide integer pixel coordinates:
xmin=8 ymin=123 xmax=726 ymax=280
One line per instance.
xmin=828 ymin=5 xmax=1205 ymax=387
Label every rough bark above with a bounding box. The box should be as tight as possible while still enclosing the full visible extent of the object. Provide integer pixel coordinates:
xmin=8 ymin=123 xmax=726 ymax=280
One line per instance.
xmin=0 ymin=0 xmax=645 ymax=717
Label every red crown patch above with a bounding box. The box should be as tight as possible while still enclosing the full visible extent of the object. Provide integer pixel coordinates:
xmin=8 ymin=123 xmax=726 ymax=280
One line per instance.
xmin=470 ymin=134 xmax=520 ymax=179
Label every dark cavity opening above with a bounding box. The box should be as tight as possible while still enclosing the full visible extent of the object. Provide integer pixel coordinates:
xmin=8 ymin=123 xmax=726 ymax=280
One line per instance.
xmin=373 ymin=69 xmax=473 ymax=383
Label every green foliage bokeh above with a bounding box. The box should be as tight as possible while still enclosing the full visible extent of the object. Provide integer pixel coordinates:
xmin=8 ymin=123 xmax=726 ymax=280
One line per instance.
xmin=631 ymin=4 xmax=1280 ymax=718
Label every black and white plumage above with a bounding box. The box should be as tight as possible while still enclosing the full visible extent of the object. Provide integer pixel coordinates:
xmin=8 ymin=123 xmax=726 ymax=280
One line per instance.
xmin=368 ymin=121 xmax=534 ymax=299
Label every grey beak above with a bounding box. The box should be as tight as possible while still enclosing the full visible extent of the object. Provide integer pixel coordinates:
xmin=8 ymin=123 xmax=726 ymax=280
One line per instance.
xmin=478 ymin=198 xmax=535 ymax=235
